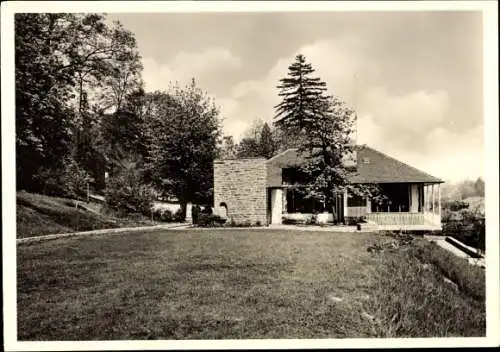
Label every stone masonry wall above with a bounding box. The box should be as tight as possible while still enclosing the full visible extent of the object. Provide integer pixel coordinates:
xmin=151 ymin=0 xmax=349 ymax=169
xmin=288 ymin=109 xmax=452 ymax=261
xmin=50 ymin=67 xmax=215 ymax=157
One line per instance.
xmin=214 ymin=158 xmax=267 ymax=225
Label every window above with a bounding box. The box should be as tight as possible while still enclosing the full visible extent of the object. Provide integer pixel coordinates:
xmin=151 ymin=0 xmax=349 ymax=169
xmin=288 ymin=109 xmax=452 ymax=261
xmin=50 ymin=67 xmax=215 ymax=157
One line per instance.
xmin=371 ymin=183 xmax=410 ymax=212
xmin=282 ymin=168 xmax=308 ymax=185
xmin=347 ymin=194 xmax=365 ymax=207
xmin=286 ymin=188 xmax=325 ymax=213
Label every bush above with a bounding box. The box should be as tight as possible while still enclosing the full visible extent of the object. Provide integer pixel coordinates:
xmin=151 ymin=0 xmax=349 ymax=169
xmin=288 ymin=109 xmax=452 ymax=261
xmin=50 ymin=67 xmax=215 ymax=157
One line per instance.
xmin=173 ymin=208 xmax=185 ymax=222
xmin=61 ymin=156 xmax=94 ymax=199
xmin=346 ymin=216 xmax=367 ymax=226
xmin=445 ymin=200 xmax=469 ymax=212
xmin=32 ymin=167 xmax=66 ymax=197
xmin=442 ymin=209 xmax=485 ymax=252
xmin=196 ymin=213 xmax=226 ymax=227
xmin=104 ymin=164 xmax=154 ymax=217
xmin=153 ymin=209 xmax=174 ymax=222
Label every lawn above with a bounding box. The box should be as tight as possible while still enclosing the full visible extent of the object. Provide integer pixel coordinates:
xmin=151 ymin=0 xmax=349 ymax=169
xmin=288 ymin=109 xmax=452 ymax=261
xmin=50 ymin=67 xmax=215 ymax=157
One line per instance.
xmin=17 ymin=229 xmax=485 ymax=340
xmin=16 ymin=191 xmax=159 ymax=238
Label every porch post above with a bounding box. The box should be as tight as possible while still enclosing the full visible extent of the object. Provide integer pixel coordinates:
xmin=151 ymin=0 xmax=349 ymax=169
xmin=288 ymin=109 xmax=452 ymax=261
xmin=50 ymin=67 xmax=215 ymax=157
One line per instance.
xmin=271 ymin=189 xmax=283 ymax=225
xmin=282 ymin=188 xmax=287 ymax=214
xmin=366 ymin=197 xmax=371 ymax=214
xmin=438 ymin=183 xmax=441 ymax=220
xmin=410 ymin=184 xmax=419 ymax=212
xmin=431 ymin=184 xmax=435 ymax=214
xmin=343 ymin=190 xmax=348 ymax=219
xmin=186 ymin=202 xmax=193 ymax=224
xmin=426 ymin=184 xmax=429 ymax=212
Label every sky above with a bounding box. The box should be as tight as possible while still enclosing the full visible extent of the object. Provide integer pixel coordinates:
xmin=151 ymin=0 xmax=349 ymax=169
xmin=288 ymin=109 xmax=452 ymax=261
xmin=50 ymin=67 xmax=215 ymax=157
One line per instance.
xmin=107 ymin=10 xmax=485 ymax=183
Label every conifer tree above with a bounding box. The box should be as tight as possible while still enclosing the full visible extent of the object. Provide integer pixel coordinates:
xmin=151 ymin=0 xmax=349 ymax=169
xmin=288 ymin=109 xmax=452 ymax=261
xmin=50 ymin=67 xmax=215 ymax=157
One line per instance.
xmin=259 ymin=122 xmax=277 ymax=159
xmin=274 ymin=54 xmax=382 ymax=222
xmin=274 ymin=54 xmax=327 ymax=143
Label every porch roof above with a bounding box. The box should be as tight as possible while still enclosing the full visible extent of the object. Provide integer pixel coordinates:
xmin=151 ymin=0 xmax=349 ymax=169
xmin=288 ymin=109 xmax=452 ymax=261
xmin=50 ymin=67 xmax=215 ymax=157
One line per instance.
xmin=266 ymin=145 xmax=443 ymax=187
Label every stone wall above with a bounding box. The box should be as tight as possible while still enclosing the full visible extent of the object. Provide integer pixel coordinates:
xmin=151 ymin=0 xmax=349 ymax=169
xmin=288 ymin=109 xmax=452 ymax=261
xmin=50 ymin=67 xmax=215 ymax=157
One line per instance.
xmin=214 ymin=158 xmax=268 ymax=225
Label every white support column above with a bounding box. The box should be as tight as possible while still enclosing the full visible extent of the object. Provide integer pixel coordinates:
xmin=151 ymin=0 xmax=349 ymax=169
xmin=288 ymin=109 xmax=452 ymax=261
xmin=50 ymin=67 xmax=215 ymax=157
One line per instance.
xmin=431 ymin=184 xmax=435 ymax=214
xmin=425 ymin=185 xmax=429 ymax=212
xmin=423 ymin=185 xmax=426 ymax=211
xmin=411 ymin=184 xmax=418 ymax=212
xmin=343 ymin=190 xmax=348 ymax=218
xmin=438 ymin=183 xmax=441 ymax=220
xmin=186 ymin=202 xmax=193 ymax=224
xmin=366 ymin=197 xmax=371 ymax=214
xmin=271 ymin=189 xmax=283 ymax=225
xmin=282 ymin=188 xmax=287 ymax=214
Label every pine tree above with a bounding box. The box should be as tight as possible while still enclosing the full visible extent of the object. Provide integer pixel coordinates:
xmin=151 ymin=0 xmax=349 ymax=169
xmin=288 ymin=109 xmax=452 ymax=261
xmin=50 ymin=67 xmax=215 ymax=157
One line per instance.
xmin=274 ymin=54 xmax=327 ymax=142
xmin=259 ymin=122 xmax=277 ymax=159
xmin=274 ymin=54 xmax=383 ymax=222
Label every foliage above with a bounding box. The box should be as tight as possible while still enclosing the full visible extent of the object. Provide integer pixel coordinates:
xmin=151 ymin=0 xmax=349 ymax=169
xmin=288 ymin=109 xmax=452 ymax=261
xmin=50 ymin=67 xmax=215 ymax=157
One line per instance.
xmin=226 ymin=219 xmax=254 ymax=227
xmin=15 ymin=13 xmax=78 ymax=191
xmin=236 ymin=122 xmax=280 ymax=159
xmin=104 ymin=160 xmax=154 ymax=217
xmin=60 ymin=156 xmax=94 ymax=199
xmin=236 ymin=136 xmax=261 ymax=158
xmin=346 ymin=216 xmax=367 ymax=226
xmin=443 ymin=199 xmax=469 ymax=212
xmin=259 ymin=123 xmax=278 ymax=158
xmin=15 ymin=13 xmax=143 ymax=194
xmin=99 ymin=88 xmax=148 ymax=177
xmin=143 ymin=79 xmax=222 ymax=204
xmin=220 ymin=136 xmax=237 ymax=159
xmin=274 ymin=54 xmax=328 ymax=137
xmin=196 ymin=213 xmax=227 ymax=227
xmin=442 ymin=209 xmax=485 ymax=252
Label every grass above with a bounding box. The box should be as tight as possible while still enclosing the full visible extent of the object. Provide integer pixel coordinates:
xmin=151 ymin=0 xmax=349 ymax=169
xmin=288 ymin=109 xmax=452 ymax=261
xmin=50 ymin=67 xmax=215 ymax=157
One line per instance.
xmin=16 ymin=230 xmax=485 ymax=340
xmin=408 ymin=239 xmax=485 ymax=301
xmin=16 ymin=191 xmax=159 ymax=238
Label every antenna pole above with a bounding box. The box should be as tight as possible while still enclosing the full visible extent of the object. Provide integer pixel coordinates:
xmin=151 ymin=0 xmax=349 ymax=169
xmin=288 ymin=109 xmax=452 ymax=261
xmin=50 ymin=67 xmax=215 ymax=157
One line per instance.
xmin=353 ymin=72 xmax=358 ymax=146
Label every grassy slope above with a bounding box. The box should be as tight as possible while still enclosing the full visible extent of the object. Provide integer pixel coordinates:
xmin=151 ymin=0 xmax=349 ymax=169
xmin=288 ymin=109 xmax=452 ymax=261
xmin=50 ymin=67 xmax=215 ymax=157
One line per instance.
xmin=17 ymin=230 xmax=485 ymax=340
xmin=16 ymin=191 xmax=156 ymax=238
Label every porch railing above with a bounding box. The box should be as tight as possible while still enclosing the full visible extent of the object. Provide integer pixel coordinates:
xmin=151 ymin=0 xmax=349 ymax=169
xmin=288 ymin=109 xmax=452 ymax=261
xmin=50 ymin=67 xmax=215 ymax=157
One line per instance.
xmin=365 ymin=211 xmax=441 ymax=226
xmin=365 ymin=212 xmax=425 ymax=225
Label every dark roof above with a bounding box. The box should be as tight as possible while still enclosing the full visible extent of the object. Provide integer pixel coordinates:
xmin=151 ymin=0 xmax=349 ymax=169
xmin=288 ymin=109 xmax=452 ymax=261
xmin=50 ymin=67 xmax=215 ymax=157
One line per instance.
xmin=265 ymin=145 xmax=443 ymax=187
xmin=266 ymin=149 xmax=308 ymax=187
xmin=351 ymin=145 xmax=443 ymax=183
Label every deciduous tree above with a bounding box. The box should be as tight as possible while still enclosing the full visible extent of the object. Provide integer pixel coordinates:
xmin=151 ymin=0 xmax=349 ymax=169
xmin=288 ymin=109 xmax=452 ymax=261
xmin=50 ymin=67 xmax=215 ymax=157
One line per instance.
xmin=144 ymin=79 xmax=222 ymax=205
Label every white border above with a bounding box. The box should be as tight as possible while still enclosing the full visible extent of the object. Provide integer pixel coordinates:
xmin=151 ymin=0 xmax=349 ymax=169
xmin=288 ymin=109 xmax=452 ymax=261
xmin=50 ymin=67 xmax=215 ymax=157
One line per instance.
xmin=2 ymin=1 xmax=499 ymax=351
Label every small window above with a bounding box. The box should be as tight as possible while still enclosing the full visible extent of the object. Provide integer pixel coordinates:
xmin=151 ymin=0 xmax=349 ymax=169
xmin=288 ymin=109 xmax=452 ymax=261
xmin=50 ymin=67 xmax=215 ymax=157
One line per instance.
xmin=362 ymin=157 xmax=370 ymax=164
xmin=347 ymin=194 xmax=366 ymax=207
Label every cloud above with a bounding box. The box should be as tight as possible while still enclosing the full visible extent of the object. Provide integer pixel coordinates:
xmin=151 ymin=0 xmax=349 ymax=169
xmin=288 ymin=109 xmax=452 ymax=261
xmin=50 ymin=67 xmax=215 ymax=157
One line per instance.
xmin=361 ymin=87 xmax=450 ymax=133
xmin=357 ymin=114 xmax=484 ymax=182
xmin=217 ymin=36 xmax=382 ymax=141
xmin=142 ymin=47 xmax=242 ymax=92
xmin=169 ymin=47 xmax=242 ymax=79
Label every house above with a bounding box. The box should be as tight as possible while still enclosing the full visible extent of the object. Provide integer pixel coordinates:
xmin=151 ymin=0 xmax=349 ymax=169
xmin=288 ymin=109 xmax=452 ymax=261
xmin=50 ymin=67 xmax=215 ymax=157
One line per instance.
xmin=213 ymin=144 xmax=444 ymax=231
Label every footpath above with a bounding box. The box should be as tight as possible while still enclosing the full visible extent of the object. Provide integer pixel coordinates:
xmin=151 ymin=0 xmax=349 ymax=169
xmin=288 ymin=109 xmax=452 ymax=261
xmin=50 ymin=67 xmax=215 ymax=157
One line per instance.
xmin=16 ymin=223 xmax=190 ymax=245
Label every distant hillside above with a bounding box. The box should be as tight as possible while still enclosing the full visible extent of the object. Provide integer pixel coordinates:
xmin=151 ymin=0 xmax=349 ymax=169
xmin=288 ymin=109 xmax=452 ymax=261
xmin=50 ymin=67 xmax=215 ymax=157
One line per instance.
xmin=463 ymin=196 xmax=485 ymax=216
xmin=16 ymin=192 xmax=156 ymax=238
xmin=440 ymin=178 xmax=484 ymax=202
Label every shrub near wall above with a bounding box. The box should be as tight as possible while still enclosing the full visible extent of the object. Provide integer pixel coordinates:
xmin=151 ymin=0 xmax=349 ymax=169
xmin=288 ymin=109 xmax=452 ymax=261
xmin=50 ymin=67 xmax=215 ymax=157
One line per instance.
xmin=442 ymin=209 xmax=485 ymax=252
xmin=104 ymin=166 xmax=154 ymax=218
